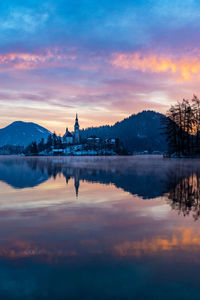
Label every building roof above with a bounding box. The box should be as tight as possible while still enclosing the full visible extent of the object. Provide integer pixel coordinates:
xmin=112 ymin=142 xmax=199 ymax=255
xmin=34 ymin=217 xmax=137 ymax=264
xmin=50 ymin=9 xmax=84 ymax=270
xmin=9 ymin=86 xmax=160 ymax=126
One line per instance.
xmin=63 ymin=131 xmax=73 ymax=138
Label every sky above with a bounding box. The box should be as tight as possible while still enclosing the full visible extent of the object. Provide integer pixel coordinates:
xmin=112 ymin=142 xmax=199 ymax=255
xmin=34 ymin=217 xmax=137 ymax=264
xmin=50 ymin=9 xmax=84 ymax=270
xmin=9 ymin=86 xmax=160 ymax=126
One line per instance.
xmin=0 ymin=0 xmax=200 ymax=133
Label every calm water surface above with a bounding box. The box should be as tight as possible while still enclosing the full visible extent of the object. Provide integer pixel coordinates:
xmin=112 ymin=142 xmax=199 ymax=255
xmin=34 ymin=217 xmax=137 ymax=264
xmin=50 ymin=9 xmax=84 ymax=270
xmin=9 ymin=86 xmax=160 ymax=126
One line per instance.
xmin=0 ymin=156 xmax=200 ymax=299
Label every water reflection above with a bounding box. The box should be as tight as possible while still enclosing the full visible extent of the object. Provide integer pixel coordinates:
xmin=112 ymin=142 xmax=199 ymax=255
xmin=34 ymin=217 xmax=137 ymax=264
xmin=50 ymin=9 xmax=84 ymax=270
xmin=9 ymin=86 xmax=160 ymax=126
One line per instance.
xmin=2 ymin=156 xmax=200 ymax=208
xmin=0 ymin=156 xmax=200 ymax=299
xmin=166 ymin=170 xmax=200 ymax=220
xmin=0 ymin=157 xmax=49 ymax=188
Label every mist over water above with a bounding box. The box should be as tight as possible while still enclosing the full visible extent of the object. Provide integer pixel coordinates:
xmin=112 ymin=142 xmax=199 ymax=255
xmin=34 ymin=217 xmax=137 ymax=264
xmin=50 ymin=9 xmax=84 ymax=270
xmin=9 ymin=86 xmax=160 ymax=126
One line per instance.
xmin=0 ymin=156 xmax=200 ymax=299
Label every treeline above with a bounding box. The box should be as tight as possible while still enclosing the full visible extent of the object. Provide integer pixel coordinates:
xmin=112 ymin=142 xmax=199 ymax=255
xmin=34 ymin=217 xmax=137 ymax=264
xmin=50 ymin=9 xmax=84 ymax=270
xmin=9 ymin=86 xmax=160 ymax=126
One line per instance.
xmin=0 ymin=134 xmax=60 ymax=155
xmin=162 ymin=95 xmax=200 ymax=157
xmin=25 ymin=133 xmax=128 ymax=155
xmin=25 ymin=133 xmax=62 ymax=155
xmin=0 ymin=145 xmax=24 ymax=155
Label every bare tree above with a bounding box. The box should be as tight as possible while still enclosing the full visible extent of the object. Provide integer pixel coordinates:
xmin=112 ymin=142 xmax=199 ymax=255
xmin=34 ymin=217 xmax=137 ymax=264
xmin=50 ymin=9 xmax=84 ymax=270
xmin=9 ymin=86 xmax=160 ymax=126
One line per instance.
xmin=163 ymin=97 xmax=197 ymax=157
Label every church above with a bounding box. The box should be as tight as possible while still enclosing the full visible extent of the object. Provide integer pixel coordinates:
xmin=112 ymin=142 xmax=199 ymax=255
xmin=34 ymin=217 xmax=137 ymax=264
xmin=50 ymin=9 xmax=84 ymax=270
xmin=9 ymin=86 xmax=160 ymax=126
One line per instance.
xmin=62 ymin=114 xmax=80 ymax=145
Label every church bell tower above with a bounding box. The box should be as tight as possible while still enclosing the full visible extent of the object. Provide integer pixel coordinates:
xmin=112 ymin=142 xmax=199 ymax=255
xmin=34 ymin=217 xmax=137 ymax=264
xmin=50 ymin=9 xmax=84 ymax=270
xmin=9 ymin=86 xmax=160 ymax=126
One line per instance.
xmin=74 ymin=113 xmax=80 ymax=144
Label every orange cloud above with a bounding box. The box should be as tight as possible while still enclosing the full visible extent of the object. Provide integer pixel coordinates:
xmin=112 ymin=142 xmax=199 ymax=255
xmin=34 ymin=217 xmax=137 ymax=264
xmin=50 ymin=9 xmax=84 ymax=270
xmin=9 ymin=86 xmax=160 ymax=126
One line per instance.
xmin=0 ymin=50 xmax=76 ymax=70
xmin=111 ymin=52 xmax=200 ymax=81
xmin=114 ymin=228 xmax=200 ymax=257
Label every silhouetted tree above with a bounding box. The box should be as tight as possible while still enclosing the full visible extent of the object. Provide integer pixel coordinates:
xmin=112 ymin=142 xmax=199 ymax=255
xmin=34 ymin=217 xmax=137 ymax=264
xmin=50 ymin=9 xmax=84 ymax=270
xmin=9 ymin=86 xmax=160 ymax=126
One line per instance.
xmin=163 ymin=97 xmax=199 ymax=156
xmin=161 ymin=106 xmax=179 ymax=155
xmin=38 ymin=138 xmax=45 ymax=153
xmin=27 ymin=141 xmax=38 ymax=155
xmin=46 ymin=134 xmax=53 ymax=149
xmin=192 ymin=95 xmax=200 ymax=154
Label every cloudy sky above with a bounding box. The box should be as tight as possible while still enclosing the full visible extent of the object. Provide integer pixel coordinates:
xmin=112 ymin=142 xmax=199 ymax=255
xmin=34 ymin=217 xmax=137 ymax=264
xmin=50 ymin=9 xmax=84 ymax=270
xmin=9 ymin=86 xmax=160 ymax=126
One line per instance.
xmin=0 ymin=0 xmax=200 ymax=133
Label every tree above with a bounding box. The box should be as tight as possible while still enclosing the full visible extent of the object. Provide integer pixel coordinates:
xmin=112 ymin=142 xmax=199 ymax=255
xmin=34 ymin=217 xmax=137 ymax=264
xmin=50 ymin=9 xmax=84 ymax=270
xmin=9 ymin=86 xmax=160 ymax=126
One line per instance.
xmin=38 ymin=138 xmax=45 ymax=153
xmin=192 ymin=95 xmax=200 ymax=154
xmin=57 ymin=135 xmax=63 ymax=148
xmin=27 ymin=141 xmax=38 ymax=155
xmin=46 ymin=134 xmax=53 ymax=149
xmin=161 ymin=106 xmax=179 ymax=155
xmin=163 ymin=97 xmax=199 ymax=157
xmin=52 ymin=132 xmax=57 ymax=148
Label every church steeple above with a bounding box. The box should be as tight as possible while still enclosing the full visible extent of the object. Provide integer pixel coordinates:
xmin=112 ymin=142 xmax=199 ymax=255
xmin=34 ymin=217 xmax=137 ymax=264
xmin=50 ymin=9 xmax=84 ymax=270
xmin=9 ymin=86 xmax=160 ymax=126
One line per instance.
xmin=75 ymin=113 xmax=79 ymax=126
xmin=74 ymin=113 xmax=80 ymax=144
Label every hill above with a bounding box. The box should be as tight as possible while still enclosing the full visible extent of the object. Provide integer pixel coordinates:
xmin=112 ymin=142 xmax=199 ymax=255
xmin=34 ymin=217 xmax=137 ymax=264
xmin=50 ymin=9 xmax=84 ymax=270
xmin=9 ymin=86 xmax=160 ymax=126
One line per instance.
xmin=81 ymin=111 xmax=167 ymax=153
xmin=0 ymin=121 xmax=51 ymax=147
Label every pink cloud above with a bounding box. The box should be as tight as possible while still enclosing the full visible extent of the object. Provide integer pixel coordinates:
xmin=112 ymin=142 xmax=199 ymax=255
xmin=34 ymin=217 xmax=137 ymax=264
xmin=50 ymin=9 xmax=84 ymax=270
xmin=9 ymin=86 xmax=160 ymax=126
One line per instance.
xmin=0 ymin=49 xmax=77 ymax=70
xmin=0 ymin=47 xmax=200 ymax=132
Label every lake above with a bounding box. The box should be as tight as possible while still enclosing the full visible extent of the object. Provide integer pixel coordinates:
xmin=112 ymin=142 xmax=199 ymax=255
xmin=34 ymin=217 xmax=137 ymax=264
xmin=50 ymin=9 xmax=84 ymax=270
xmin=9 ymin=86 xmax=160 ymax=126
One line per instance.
xmin=0 ymin=155 xmax=200 ymax=299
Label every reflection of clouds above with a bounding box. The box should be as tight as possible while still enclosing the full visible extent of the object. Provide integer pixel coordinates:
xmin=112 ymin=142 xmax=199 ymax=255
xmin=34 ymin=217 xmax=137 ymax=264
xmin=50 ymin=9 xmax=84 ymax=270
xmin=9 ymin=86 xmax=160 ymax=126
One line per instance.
xmin=1 ymin=157 xmax=200 ymax=265
xmin=144 ymin=203 xmax=170 ymax=220
xmin=0 ymin=242 xmax=77 ymax=262
xmin=2 ymin=228 xmax=200 ymax=262
xmin=114 ymin=228 xmax=200 ymax=257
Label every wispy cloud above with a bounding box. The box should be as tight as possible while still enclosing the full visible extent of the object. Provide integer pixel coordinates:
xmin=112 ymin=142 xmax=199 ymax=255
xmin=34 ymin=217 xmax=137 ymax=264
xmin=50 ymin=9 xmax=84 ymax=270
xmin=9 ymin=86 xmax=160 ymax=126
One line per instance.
xmin=0 ymin=50 xmax=76 ymax=70
xmin=1 ymin=8 xmax=49 ymax=33
xmin=0 ymin=0 xmax=200 ymax=130
xmin=111 ymin=52 xmax=200 ymax=81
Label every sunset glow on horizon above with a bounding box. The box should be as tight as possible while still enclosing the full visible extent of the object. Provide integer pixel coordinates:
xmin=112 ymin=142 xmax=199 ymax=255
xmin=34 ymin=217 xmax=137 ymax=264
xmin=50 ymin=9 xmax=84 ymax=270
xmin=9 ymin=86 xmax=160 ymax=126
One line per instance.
xmin=1 ymin=0 xmax=200 ymax=133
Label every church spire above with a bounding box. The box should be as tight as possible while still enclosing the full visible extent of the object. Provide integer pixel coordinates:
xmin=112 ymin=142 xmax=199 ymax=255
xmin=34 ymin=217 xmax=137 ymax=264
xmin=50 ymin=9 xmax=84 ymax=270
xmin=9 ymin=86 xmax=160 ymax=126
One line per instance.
xmin=74 ymin=113 xmax=80 ymax=144
xmin=75 ymin=113 xmax=79 ymax=126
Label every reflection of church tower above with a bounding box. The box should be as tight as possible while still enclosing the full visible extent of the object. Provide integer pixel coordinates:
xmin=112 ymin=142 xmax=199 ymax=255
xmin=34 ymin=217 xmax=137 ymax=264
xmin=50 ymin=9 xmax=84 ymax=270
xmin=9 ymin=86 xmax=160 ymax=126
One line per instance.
xmin=74 ymin=113 xmax=80 ymax=144
xmin=74 ymin=169 xmax=80 ymax=197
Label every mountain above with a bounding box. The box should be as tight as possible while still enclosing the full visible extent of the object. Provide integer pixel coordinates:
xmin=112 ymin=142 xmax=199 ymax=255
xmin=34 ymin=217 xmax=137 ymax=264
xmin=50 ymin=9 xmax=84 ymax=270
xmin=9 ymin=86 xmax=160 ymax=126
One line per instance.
xmin=0 ymin=121 xmax=51 ymax=147
xmin=81 ymin=110 xmax=167 ymax=152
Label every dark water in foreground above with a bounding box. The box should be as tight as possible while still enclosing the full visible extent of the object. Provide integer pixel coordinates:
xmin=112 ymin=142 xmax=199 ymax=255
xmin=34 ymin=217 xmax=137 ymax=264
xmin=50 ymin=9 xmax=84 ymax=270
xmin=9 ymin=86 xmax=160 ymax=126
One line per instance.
xmin=0 ymin=156 xmax=200 ymax=299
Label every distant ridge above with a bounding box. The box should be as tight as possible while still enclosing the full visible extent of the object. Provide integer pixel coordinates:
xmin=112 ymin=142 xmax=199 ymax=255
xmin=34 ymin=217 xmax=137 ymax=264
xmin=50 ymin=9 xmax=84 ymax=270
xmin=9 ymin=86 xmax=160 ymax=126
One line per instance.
xmin=0 ymin=121 xmax=51 ymax=147
xmin=0 ymin=111 xmax=167 ymax=151
xmin=81 ymin=110 xmax=167 ymax=152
